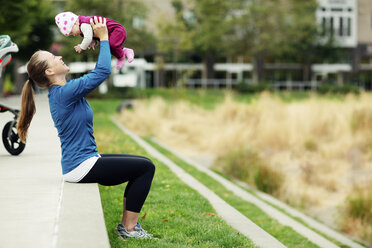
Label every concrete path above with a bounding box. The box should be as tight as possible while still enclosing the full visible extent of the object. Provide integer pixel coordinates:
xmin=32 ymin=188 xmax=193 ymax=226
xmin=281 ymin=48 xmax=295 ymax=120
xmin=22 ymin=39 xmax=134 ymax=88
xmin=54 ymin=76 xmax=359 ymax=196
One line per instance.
xmin=112 ymin=118 xmax=287 ymax=248
xmin=0 ymin=94 xmax=109 ymax=248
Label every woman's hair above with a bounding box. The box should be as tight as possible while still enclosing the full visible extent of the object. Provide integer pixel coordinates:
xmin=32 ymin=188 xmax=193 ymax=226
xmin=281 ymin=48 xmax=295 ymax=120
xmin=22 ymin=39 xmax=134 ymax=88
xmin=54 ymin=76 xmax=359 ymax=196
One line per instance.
xmin=17 ymin=51 xmax=51 ymax=143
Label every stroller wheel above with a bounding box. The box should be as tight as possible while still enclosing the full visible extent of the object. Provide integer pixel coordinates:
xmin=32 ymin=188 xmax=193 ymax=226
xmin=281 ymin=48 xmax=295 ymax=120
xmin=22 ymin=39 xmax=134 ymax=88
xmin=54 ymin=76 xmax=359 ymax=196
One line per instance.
xmin=2 ymin=121 xmax=25 ymax=155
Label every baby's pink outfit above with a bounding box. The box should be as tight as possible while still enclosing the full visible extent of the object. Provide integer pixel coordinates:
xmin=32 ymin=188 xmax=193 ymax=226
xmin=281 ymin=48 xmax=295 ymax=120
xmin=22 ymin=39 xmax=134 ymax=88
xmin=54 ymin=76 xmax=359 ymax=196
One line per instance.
xmin=78 ymin=16 xmax=133 ymax=64
xmin=55 ymin=12 xmax=134 ymax=69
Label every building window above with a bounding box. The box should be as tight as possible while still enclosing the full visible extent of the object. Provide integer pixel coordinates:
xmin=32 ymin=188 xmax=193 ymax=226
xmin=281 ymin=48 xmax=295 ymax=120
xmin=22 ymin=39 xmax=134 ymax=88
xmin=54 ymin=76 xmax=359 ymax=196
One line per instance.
xmin=339 ymin=17 xmax=343 ymax=36
xmin=330 ymin=17 xmax=334 ymax=36
xmin=322 ymin=17 xmax=327 ymax=36
xmin=331 ymin=8 xmax=343 ymax=12
xmin=347 ymin=18 xmax=351 ymax=36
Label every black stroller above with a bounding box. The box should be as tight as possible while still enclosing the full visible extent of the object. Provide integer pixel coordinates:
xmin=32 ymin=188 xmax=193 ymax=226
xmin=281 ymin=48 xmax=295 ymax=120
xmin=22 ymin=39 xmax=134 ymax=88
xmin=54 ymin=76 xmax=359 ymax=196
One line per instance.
xmin=0 ymin=104 xmax=25 ymax=155
xmin=0 ymin=35 xmax=25 ymax=155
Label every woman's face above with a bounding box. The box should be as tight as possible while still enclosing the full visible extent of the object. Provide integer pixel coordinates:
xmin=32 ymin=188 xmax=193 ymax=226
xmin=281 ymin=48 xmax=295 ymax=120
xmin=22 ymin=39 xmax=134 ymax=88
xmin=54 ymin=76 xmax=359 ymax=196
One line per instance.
xmin=39 ymin=51 xmax=70 ymax=76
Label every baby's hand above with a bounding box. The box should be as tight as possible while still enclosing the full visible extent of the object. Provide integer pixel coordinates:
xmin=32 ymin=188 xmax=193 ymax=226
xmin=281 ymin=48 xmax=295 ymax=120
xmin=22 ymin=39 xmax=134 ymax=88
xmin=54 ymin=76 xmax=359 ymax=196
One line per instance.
xmin=88 ymin=40 xmax=97 ymax=50
xmin=74 ymin=45 xmax=83 ymax=53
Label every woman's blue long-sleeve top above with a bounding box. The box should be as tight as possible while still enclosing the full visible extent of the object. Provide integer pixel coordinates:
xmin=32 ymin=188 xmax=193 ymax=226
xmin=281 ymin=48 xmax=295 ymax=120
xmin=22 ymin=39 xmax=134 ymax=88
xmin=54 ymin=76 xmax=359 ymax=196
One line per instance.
xmin=48 ymin=40 xmax=111 ymax=174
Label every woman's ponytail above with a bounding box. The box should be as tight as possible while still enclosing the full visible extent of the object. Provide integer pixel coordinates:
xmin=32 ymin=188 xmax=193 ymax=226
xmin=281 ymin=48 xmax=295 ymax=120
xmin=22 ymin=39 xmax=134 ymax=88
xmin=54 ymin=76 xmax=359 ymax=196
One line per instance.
xmin=16 ymin=50 xmax=51 ymax=143
xmin=17 ymin=79 xmax=36 ymax=143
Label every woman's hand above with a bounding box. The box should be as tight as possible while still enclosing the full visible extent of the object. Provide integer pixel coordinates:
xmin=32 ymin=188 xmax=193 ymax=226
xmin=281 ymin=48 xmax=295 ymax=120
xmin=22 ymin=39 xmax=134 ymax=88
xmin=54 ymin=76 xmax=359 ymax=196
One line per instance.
xmin=90 ymin=16 xmax=108 ymax=41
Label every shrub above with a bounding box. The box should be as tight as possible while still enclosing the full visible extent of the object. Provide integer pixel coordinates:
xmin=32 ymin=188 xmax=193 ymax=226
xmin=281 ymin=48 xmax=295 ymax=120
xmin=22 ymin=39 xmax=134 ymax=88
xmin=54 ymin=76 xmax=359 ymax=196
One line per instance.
xmin=317 ymin=83 xmax=360 ymax=95
xmin=304 ymin=139 xmax=318 ymax=151
xmin=340 ymin=181 xmax=372 ymax=243
xmin=350 ymin=107 xmax=372 ymax=134
xmin=317 ymin=83 xmax=333 ymax=94
xmin=235 ymin=81 xmax=274 ymax=94
xmin=214 ymin=147 xmax=284 ymax=195
xmin=254 ymin=163 xmax=284 ymax=195
xmin=345 ymin=185 xmax=372 ymax=221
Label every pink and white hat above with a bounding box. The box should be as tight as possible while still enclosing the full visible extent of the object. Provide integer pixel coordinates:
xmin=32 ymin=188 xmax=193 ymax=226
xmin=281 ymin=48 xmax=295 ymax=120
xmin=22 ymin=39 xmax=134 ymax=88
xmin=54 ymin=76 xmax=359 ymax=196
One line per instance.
xmin=55 ymin=12 xmax=78 ymax=36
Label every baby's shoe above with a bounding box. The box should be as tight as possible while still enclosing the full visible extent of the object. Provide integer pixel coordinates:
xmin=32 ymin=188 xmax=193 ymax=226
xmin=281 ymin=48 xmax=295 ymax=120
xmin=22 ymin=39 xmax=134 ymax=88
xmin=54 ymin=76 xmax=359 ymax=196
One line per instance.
xmin=123 ymin=47 xmax=134 ymax=63
xmin=116 ymin=56 xmax=125 ymax=70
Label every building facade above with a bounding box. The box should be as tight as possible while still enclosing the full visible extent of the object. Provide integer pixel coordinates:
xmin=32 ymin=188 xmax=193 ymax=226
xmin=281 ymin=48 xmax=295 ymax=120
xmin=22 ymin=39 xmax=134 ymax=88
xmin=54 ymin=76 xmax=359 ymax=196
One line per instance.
xmin=356 ymin=0 xmax=372 ymax=62
xmin=316 ymin=0 xmax=358 ymax=47
xmin=313 ymin=0 xmax=372 ymax=88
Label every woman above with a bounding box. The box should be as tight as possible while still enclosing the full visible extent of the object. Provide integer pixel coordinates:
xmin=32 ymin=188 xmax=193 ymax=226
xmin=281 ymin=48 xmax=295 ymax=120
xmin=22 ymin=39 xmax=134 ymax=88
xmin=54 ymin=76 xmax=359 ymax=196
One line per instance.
xmin=17 ymin=16 xmax=155 ymax=239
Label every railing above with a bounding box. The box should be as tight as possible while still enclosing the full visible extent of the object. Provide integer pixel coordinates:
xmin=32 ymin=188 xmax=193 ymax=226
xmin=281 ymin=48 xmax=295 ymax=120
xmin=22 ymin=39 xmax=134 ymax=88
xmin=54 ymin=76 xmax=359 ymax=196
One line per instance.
xmin=273 ymin=81 xmax=319 ymax=91
xmin=184 ymin=79 xmax=239 ymax=89
xmin=185 ymin=79 xmax=319 ymax=91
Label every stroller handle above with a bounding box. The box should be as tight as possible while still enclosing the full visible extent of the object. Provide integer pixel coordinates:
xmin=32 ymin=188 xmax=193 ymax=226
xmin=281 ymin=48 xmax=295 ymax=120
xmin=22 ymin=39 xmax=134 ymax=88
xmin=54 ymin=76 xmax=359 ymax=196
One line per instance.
xmin=0 ymin=35 xmax=19 ymax=58
xmin=0 ymin=35 xmax=19 ymax=76
xmin=0 ymin=103 xmax=19 ymax=116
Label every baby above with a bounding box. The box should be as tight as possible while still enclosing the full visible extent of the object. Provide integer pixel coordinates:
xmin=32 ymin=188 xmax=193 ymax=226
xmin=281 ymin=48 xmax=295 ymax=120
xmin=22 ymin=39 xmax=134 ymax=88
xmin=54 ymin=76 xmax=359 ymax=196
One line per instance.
xmin=55 ymin=11 xmax=134 ymax=69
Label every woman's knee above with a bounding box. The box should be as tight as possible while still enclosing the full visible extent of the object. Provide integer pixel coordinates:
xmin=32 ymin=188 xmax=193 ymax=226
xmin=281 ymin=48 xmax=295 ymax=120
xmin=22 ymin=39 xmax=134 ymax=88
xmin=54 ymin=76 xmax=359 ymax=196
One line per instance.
xmin=146 ymin=160 xmax=155 ymax=175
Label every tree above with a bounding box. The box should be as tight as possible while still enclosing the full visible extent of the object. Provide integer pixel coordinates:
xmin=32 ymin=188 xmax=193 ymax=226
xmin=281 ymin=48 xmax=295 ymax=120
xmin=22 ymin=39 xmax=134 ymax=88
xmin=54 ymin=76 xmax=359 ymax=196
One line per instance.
xmin=157 ymin=0 xmax=229 ymax=80
xmin=229 ymin=0 xmax=318 ymax=83
xmin=0 ymin=0 xmax=55 ymax=95
xmin=228 ymin=0 xmax=281 ymax=83
xmin=275 ymin=0 xmax=318 ymax=81
xmin=0 ymin=0 xmax=55 ymax=60
xmin=191 ymin=0 xmax=230 ymax=79
xmin=156 ymin=0 xmax=194 ymax=86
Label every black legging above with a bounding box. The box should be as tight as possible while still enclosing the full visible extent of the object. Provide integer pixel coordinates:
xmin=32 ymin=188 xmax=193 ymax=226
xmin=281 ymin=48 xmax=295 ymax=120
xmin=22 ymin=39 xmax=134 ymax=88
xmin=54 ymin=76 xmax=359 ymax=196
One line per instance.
xmin=79 ymin=154 xmax=155 ymax=213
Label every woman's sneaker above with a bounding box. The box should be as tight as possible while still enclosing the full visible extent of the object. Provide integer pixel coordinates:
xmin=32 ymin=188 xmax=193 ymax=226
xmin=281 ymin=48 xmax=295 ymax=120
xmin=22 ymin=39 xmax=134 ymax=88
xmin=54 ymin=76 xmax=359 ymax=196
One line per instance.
xmin=134 ymin=222 xmax=153 ymax=238
xmin=116 ymin=223 xmax=153 ymax=239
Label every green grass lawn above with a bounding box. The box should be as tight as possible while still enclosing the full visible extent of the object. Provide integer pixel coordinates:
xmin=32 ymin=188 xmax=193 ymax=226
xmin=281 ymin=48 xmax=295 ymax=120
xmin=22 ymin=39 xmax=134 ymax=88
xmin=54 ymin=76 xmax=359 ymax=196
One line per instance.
xmin=90 ymin=99 xmax=257 ymax=248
